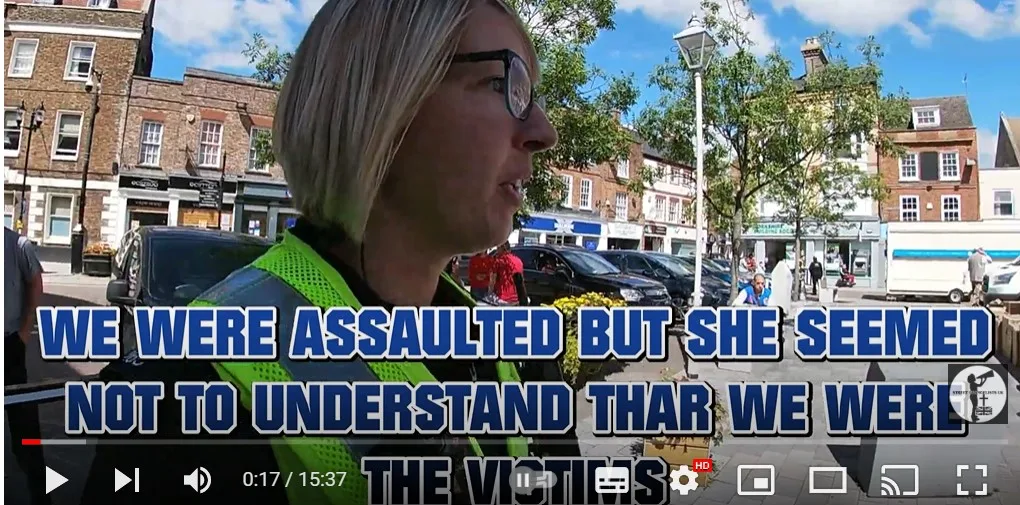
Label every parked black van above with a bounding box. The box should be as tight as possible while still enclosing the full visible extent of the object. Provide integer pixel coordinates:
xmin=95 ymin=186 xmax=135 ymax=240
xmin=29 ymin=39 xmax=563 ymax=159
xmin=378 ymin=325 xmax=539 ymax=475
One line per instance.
xmin=511 ymin=245 xmax=671 ymax=306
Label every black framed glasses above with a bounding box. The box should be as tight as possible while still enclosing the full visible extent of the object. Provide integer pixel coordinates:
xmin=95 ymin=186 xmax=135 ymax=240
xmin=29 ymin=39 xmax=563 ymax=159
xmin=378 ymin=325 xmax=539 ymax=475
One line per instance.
xmin=452 ymin=49 xmax=541 ymax=121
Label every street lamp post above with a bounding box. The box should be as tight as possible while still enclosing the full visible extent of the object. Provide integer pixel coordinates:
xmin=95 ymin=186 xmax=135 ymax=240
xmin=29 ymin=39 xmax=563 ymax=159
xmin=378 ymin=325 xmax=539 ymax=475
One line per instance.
xmin=674 ymin=14 xmax=717 ymax=306
xmin=70 ymin=69 xmax=102 ymax=274
xmin=14 ymin=101 xmax=46 ymax=234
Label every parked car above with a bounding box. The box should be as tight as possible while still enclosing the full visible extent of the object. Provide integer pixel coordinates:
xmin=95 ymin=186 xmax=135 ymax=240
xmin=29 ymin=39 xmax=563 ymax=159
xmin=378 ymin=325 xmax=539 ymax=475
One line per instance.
xmin=106 ymin=227 xmax=274 ymax=350
xmin=511 ymin=245 xmax=671 ymax=306
xmin=597 ymin=250 xmax=727 ymax=309
xmin=984 ymin=255 xmax=1020 ymax=304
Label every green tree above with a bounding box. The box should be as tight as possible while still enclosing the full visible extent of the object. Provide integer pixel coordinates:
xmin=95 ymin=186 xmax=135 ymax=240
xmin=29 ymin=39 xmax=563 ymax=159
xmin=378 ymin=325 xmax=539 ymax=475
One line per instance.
xmin=636 ymin=0 xmax=909 ymax=299
xmin=242 ymin=1 xmax=650 ymax=227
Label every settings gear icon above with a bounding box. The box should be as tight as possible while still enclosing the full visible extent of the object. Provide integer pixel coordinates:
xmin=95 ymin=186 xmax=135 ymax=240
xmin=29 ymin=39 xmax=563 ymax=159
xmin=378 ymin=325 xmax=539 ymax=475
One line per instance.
xmin=669 ymin=465 xmax=700 ymax=495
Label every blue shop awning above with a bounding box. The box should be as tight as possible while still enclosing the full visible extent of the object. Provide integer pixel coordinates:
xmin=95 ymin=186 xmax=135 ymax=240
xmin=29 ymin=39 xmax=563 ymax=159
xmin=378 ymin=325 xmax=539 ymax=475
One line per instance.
xmin=523 ymin=215 xmax=603 ymax=236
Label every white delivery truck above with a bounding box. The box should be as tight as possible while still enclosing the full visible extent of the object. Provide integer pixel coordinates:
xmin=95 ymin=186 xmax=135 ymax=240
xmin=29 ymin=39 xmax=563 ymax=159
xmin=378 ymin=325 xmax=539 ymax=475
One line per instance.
xmin=885 ymin=221 xmax=1020 ymax=303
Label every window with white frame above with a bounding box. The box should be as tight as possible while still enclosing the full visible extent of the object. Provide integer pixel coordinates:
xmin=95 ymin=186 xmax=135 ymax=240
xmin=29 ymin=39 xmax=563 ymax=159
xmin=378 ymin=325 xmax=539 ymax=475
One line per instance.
xmin=560 ymin=174 xmax=573 ymax=207
xmin=899 ymin=153 xmax=918 ymax=180
xmin=912 ymin=106 xmax=940 ymax=128
xmin=45 ymin=194 xmax=74 ymax=241
xmin=579 ymin=178 xmax=592 ymax=210
xmin=138 ymin=121 xmax=163 ymax=167
xmin=993 ymin=190 xmax=1014 ymax=217
xmin=4 ymin=192 xmax=16 ymax=229
xmin=941 ymin=195 xmax=961 ymax=221
xmin=5 ymin=109 xmax=22 ymax=155
xmin=654 ymin=195 xmax=666 ymax=221
xmin=899 ymin=195 xmax=919 ymax=221
xmin=615 ymin=192 xmax=627 ymax=221
xmin=65 ymin=41 xmax=95 ymax=80
xmin=247 ymin=127 xmax=272 ymax=172
xmin=616 ymin=158 xmax=629 ymax=178
xmin=939 ymin=151 xmax=959 ymax=180
xmin=8 ymin=39 xmax=39 ymax=78
xmin=668 ymin=167 xmax=681 ymax=185
xmin=87 ymin=0 xmax=113 ymax=7
xmin=668 ymin=199 xmax=679 ymax=223
xmin=53 ymin=112 xmax=83 ymax=159
xmin=682 ymin=201 xmax=693 ymax=225
xmin=198 ymin=120 xmax=223 ymax=167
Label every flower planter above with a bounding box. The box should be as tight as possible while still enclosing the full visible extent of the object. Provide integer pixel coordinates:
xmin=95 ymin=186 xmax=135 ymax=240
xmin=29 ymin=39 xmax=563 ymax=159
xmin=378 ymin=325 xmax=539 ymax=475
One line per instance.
xmin=82 ymin=254 xmax=113 ymax=277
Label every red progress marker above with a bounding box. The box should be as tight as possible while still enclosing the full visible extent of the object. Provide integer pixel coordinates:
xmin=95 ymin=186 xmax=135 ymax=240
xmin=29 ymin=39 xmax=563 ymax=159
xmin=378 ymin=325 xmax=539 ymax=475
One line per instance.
xmin=22 ymin=439 xmax=42 ymax=446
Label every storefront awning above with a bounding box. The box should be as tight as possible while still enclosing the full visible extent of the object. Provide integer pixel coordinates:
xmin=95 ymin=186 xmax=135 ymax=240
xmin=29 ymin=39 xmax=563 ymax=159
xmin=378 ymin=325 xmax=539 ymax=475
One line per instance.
xmin=522 ymin=215 xmax=602 ymax=236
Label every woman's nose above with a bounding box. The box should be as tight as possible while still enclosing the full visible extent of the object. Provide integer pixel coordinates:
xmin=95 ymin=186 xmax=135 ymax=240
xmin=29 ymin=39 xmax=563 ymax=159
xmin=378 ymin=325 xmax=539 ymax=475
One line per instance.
xmin=521 ymin=106 xmax=557 ymax=153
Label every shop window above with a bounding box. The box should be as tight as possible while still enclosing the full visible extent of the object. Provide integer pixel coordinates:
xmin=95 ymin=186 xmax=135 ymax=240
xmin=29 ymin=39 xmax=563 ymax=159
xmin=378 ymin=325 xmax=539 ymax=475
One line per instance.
xmin=547 ymin=234 xmax=576 ymax=246
xmin=45 ymin=194 xmax=74 ymax=242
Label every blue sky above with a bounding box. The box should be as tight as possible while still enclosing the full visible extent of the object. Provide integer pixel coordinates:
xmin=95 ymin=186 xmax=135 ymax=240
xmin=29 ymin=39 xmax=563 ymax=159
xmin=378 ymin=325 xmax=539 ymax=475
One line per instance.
xmin=150 ymin=0 xmax=1019 ymax=167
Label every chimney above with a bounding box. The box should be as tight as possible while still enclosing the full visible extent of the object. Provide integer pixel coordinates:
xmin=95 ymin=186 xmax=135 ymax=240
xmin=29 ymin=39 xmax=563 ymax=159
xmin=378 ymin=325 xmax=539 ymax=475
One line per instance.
xmin=800 ymin=37 xmax=828 ymax=76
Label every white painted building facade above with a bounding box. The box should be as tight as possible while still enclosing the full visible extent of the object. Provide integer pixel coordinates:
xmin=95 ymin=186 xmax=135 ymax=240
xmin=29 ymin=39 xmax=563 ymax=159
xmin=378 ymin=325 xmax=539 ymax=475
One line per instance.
xmin=638 ymin=155 xmax=697 ymax=255
xmin=979 ymin=167 xmax=1019 ymax=220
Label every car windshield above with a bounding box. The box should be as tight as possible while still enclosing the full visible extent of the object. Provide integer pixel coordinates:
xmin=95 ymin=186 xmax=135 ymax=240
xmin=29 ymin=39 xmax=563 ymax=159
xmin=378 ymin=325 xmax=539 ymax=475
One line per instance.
xmin=561 ymin=250 xmax=620 ymax=275
xmin=649 ymin=255 xmax=693 ymax=275
xmin=147 ymin=236 xmax=271 ymax=303
xmin=703 ymin=259 xmax=726 ymax=272
xmin=1011 ymin=256 xmax=1020 ymax=267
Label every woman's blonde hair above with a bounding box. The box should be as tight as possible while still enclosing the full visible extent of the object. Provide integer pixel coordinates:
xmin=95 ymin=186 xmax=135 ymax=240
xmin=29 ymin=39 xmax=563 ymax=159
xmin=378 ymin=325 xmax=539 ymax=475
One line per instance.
xmin=274 ymin=0 xmax=537 ymax=241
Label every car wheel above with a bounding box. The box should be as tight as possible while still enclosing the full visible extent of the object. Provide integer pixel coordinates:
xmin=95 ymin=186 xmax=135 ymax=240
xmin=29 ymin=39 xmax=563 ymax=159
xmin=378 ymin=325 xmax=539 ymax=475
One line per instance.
xmin=948 ymin=289 xmax=963 ymax=304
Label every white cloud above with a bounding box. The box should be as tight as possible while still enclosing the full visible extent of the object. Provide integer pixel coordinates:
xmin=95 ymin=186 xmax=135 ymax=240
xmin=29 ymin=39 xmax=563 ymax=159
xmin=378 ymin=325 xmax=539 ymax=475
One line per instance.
xmin=617 ymin=0 xmax=780 ymax=56
xmin=977 ymin=127 xmax=998 ymax=169
xmin=153 ymin=0 xmax=319 ymax=73
xmin=769 ymin=0 xmax=1020 ymax=46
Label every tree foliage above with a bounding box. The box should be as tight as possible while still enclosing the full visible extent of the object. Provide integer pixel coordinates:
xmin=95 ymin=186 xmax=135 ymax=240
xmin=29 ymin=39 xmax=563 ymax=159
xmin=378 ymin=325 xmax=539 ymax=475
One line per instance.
xmin=635 ymin=0 xmax=909 ymax=298
xmin=242 ymin=0 xmax=647 ymax=227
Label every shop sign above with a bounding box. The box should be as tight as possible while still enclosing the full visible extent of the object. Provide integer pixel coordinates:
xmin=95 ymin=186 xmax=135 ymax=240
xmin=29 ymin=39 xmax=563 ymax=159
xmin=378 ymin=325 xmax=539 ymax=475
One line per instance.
xmin=126 ymin=199 xmax=169 ymax=210
xmin=119 ymin=175 xmax=168 ymax=192
xmin=170 ymin=176 xmax=237 ymax=194
xmin=644 ymin=224 xmax=667 ymax=236
xmin=749 ymin=222 xmax=794 ymax=236
xmin=607 ymin=222 xmax=643 ymax=240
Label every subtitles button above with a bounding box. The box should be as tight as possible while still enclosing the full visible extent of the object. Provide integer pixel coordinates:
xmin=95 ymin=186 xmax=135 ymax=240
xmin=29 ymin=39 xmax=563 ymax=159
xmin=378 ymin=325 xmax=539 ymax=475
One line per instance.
xmin=736 ymin=465 xmax=775 ymax=496
xmin=594 ymin=467 xmax=630 ymax=494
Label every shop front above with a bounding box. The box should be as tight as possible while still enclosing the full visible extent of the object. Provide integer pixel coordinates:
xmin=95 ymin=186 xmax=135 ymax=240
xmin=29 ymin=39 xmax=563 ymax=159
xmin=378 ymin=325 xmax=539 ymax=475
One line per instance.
xmin=233 ymin=179 xmax=299 ymax=241
xmin=516 ymin=214 xmax=604 ymax=250
xmin=668 ymin=224 xmax=696 ymax=256
xmin=605 ymin=221 xmax=642 ymax=250
xmin=113 ymin=173 xmax=238 ymax=241
xmin=643 ymin=224 xmax=667 ymax=252
xmin=743 ymin=219 xmax=883 ymax=288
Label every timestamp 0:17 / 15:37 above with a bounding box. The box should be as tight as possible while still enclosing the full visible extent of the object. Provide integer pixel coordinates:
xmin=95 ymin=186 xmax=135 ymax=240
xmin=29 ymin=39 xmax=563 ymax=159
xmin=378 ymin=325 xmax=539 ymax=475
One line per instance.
xmin=242 ymin=471 xmax=348 ymax=488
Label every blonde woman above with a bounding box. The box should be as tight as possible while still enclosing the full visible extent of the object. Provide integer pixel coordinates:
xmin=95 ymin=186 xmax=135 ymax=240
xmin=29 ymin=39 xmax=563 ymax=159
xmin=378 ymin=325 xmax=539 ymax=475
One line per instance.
xmin=80 ymin=0 xmax=556 ymax=503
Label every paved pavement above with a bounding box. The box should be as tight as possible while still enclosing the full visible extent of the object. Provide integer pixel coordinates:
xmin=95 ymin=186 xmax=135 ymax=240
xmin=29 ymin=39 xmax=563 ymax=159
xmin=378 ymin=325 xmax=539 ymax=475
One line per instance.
xmin=6 ymin=280 xmax=1018 ymax=504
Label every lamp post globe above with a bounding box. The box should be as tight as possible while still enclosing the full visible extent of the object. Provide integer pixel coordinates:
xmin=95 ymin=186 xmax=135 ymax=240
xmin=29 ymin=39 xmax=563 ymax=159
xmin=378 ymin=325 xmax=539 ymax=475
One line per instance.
xmin=673 ymin=15 xmax=718 ymax=71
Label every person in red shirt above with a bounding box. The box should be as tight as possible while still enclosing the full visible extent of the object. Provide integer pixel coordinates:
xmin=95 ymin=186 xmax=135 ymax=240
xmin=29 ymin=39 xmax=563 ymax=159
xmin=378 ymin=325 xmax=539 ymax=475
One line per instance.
xmin=467 ymin=251 xmax=493 ymax=299
xmin=490 ymin=242 xmax=528 ymax=305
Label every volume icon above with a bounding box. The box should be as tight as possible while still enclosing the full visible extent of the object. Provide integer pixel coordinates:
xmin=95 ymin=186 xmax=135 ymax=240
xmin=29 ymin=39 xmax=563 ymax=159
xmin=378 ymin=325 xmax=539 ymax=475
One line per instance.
xmin=184 ymin=467 xmax=212 ymax=494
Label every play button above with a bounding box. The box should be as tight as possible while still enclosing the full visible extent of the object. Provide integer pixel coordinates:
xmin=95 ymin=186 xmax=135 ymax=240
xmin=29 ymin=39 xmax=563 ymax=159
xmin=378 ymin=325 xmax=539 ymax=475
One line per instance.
xmin=45 ymin=467 xmax=68 ymax=494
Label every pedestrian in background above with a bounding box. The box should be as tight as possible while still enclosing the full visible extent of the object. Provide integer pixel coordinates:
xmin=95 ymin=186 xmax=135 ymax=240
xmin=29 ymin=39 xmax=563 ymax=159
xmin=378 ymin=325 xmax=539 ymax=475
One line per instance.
xmin=468 ymin=250 xmax=493 ymax=299
xmin=490 ymin=241 xmax=527 ymax=305
xmin=967 ymin=247 xmax=992 ymax=305
xmin=4 ymin=227 xmax=49 ymax=505
xmin=809 ymin=257 xmax=823 ymax=295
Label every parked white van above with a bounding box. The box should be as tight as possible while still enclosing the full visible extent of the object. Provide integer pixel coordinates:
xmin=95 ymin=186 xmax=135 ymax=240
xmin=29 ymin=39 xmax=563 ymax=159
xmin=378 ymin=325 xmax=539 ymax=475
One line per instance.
xmin=885 ymin=221 xmax=1020 ymax=303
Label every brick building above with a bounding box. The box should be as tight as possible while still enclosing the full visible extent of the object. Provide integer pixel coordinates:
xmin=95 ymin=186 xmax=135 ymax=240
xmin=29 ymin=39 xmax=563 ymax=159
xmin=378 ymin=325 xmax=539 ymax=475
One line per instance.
xmin=512 ymin=137 xmax=646 ymax=250
xmin=3 ymin=0 xmax=155 ymax=254
xmin=110 ymin=67 xmax=290 ymax=240
xmin=878 ymin=96 xmax=981 ymax=222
